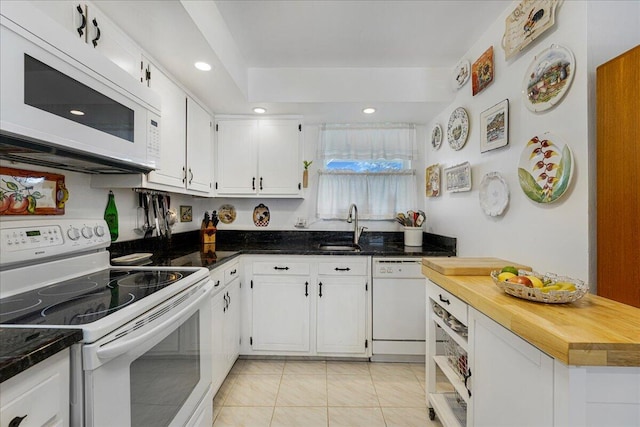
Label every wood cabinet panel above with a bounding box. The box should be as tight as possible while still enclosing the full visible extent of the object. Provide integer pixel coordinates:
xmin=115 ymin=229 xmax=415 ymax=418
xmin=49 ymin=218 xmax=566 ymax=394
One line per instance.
xmin=596 ymin=45 xmax=640 ymax=308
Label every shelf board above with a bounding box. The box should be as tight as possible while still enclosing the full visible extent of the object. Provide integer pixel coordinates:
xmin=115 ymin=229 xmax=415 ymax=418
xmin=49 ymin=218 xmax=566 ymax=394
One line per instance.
xmin=433 ymin=355 xmax=470 ymax=404
xmin=428 ymin=392 xmax=466 ymax=427
xmin=433 ymin=315 xmax=468 ymax=351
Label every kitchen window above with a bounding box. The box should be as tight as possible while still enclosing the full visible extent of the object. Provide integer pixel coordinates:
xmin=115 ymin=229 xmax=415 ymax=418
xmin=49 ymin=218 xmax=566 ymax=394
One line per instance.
xmin=316 ymin=123 xmax=417 ymax=220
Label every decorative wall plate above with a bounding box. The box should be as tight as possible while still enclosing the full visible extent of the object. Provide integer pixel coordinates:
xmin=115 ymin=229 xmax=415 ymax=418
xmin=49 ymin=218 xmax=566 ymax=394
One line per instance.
xmin=452 ymin=59 xmax=471 ymax=89
xmin=252 ymin=203 xmax=270 ymax=227
xmin=445 ymin=162 xmax=472 ymax=192
xmin=518 ymin=132 xmax=573 ymax=203
xmin=218 ymin=204 xmax=236 ymax=224
xmin=502 ymin=0 xmax=559 ymax=60
xmin=431 ymin=124 xmax=443 ymax=149
xmin=523 ymin=44 xmax=575 ymax=112
xmin=472 ymin=46 xmax=494 ymax=96
xmin=447 ymin=107 xmax=469 ymax=150
xmin=479 ymin=172 xmax=509 ymax=216
xmin=426 ymin=164 xmax=441 ymax=197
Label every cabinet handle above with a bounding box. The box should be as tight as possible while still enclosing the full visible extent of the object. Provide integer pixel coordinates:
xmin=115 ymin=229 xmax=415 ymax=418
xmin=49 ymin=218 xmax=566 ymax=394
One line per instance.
xmin=334 ymin=267 xmax=351 ymax=272
xmin=252 ymin=177 xmax=255 ymax=190
xmin=223 ymin=294 xmax=227 ymax=312
xmin=438 ymin=294 xmax=450 ymax=305
xmin=189 ymin=168 xmax=194 ymax=184
xmin=182 ymin=166 xmax=186 ymax=183
xmin=260 ymin=177 xmax=263 ymax=190
xmin=464 ymin=368 xmax=472 ymax=398
xmin=76 ymin=5 xmax=86 ymax=38
xmin=230 ymin=269 xmax=237 ymax=275
xmin=9 ymin=415 xmax=27 ymax=427
xmin=214 ymin=280 xmax=221 ymax=287
xmin=91 ymin=18 xmax=101 ymax=47
xmin=305 ymin=281 xmax=308 ymax=297
xmin=319 ymin=282 xmax=323 ymax=298
xmin=227 ymin=291 xmax=231 ymax=307
xmin=273 ymin=266 xmax=290 ymax=271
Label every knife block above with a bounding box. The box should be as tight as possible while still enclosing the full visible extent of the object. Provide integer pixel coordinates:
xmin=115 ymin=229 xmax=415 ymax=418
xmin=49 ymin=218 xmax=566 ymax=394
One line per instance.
xmin=201 ymin=224 xmax=216 ymax=247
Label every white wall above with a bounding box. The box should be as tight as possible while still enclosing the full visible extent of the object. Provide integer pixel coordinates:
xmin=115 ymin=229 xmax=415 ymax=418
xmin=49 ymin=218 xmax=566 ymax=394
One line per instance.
xmin=423 ymin=0 xmax=639 ymax=290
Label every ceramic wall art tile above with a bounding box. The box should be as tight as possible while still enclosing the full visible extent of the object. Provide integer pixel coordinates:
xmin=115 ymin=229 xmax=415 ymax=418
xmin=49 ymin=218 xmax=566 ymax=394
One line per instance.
xmin=472 ymin=46 xmax=494 ymax=96
xmin=445 ymin=162 xmax=472 ymax=193
xmin=452 ymin=59 xmax=471 ymax=90
xmin=426 ymin=164 xmax=441 ymax=197
xmin=503 ymin=0 xmax=560 ymax=60
xmin=0 ymin=167 xmax=67 ymax=215
xmin=253 ymin=203 xmax=270 ymax=227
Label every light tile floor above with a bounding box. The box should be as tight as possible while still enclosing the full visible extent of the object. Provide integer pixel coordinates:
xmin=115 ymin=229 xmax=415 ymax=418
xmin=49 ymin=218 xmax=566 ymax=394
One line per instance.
xmin=212 ymin=359 xmax=444 ymax=427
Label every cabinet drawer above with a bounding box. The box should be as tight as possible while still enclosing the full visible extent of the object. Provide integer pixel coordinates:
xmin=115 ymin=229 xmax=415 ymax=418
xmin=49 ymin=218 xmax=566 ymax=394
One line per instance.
xmin=318 ymin=260 xmax=368 ymax=276
xmin=253 ymin=261 xmax=310 ymax=276
xmin=224 ymin=262 xmax=240 ymax=284
xmin=427 ymin=280 xmax=468 ymax=325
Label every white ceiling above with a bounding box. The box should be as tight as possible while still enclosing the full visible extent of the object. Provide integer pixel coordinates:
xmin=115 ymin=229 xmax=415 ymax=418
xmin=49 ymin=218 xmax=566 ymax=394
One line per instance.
xmin=97 ymin=0 xmax=511 ymax=124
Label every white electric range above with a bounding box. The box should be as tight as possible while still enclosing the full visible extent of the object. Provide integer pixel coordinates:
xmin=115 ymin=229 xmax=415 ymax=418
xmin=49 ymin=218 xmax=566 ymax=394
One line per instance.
xmin=0 ymin=218 xmax=213 ymax=427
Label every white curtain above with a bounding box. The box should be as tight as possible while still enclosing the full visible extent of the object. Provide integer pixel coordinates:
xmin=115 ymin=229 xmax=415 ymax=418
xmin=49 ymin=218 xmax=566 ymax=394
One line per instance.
xmin=317 ymin=123 xmax=417 ymax=160
xmin=316 ymin=123 xmax=417 ymax=220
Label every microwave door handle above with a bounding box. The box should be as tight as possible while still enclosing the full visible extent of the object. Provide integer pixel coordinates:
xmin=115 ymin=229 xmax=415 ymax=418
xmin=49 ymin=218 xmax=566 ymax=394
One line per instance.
xmin=95 ymin=284 xmax=212 ymax=360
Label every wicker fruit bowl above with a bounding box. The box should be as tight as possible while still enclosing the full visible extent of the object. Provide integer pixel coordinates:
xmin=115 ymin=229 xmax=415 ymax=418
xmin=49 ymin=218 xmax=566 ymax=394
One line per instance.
xmin=490 ymin=270 xmax=588 ymax=304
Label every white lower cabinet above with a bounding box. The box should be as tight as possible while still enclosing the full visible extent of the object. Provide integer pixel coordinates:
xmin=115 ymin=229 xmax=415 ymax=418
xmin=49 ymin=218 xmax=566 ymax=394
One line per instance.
xmin=251 ymin=275 xmax=311 ymax=352
xmin=242 ymin=256 xmax=371 ymax=357
xmin=0 ymin=348 xmax=70 ymax=427
xmin=210 ymin=261 xmax=241 ymax=395
xmin=468 ymin=308 xmax=554 ymax=427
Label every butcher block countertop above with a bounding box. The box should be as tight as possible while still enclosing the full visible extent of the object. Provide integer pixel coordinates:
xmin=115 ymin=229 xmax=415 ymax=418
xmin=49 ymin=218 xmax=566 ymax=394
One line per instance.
xmin=422 ymin=257 xmax=640 ymax=367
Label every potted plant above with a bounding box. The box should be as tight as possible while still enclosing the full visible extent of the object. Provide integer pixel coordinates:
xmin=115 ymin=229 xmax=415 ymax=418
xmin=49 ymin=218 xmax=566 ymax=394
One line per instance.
xmin=302 ymin=160 xmax=313 ymax=188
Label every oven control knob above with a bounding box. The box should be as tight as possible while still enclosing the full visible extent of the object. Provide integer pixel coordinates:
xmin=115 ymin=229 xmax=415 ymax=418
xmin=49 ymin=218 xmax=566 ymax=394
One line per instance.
xmin=81 ymin=226 xmax=93 ymax=239
xmin=67 ymin=227 xmax=80 ymax=241
xmin=94 ymin=225 xmax=106 ymax=237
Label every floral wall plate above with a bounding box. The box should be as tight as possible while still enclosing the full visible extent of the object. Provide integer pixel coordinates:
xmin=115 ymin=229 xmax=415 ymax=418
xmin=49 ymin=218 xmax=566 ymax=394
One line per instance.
xmin=479 ymin=172 xmax=509 ymax=216
xmin=218 ymin=204 xmax=236 ymax=224
xmin=518 ymin=133 xmax=573 ymax=203
xmin=452 ymin=59 xmax=470 ymax=89
xmin=523 ymin=44 xmax=575 ymax=112
xmin=447 ymin=107 xmax=469 ymax=150
xmin=431 ymin=124 xmax=443 ymax=149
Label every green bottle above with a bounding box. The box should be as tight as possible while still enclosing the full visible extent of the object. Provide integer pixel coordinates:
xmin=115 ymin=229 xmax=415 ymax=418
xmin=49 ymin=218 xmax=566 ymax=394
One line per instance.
xmin=104 ymin=190 xmax=119 ymax=241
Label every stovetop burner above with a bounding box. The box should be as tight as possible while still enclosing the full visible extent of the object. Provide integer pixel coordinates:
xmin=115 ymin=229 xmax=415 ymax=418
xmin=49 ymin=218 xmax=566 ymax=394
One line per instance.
xmin=0 ymin=267 xmax=196 ymax=326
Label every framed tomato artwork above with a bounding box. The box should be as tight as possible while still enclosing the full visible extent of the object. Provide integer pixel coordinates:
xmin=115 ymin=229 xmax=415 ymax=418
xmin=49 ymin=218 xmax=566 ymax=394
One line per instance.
xmin=472 ymin=46 xmax=494 ymax=96
xmin=0 ymin=167 xmax=68 ymax=215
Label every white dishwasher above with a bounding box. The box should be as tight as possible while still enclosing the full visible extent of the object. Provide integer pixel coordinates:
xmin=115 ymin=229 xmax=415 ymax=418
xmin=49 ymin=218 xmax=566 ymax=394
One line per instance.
xmin=372 ymin=257 xmax=426 ymax=362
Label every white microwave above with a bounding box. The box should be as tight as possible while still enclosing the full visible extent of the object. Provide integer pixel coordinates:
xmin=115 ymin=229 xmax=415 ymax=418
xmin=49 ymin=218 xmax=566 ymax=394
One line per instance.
xmin=0 ymin=3 xmax=161 ymax=173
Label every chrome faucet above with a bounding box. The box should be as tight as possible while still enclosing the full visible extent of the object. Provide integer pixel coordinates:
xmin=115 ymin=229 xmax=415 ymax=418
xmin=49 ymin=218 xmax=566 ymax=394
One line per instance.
xmin=346 ymin=203 xmax=366 ymax=245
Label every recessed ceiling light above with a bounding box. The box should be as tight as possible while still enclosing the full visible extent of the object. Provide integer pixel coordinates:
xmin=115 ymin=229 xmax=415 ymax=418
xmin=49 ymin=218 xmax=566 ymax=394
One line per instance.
xmin=70 ymin=109 xmax=85 ymax=116
xmin=253 ymin=107 xmax=267 ymax=114
xmin=362 ymin=107 xmax=376 ymax=114
xmin=194 ymin=61 xmax=212 ymax=71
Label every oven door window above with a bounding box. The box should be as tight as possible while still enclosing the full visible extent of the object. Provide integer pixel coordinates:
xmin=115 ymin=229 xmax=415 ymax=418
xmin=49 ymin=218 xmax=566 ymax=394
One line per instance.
xmin=129 ymin=312 xmax=200 ymax=426
xmin=24 ymin=54 xmax=135 ymax=142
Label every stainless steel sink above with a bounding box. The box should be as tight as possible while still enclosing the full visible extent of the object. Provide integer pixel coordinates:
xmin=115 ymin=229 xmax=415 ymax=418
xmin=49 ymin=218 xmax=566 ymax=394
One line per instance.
xmin=318 ymin=243 xmax=361 ymax=252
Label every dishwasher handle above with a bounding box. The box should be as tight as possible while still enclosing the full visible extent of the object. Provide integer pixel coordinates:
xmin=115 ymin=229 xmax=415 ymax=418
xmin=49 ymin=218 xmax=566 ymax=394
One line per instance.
xmin=96 ymin=283 xmax=211 ymax=360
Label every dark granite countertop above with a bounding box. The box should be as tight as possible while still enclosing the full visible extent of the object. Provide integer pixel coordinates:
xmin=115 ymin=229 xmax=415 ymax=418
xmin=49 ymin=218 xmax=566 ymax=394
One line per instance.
xmin=110 ymin=229 xmax=456 ymax=270
xmin=0 ymin=328 xmax=82 ymax=382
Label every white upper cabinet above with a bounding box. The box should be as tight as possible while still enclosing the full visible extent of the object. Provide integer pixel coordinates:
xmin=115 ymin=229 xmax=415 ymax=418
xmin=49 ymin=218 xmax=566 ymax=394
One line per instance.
xmin=186 ymin=97 xmax=213 ymax=194
xmin=215 ymin=118 xmax=303 ymax=198
xmin=31 ymin=1 xmax=142 ymax=81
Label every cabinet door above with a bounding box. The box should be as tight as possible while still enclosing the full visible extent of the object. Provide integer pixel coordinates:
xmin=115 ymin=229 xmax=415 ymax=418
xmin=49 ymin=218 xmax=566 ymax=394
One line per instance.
xmin=186 ymin=97 xmax=212 ymax=194
xmin=86 ymin=4 xmax=142 ymax=81
xmin=146 ymin=60 xmax=187 ymax=189
xmin=469 ymin=308 xmax=553 ymax=427
xmin=316 ymin=277 xmax=367 ymax=354
xmin=224 ymin=280 xmax=241 ymax=370
xmin=211 ymin=290 xmax=227 ymax=394
xmin=215 ymin=120 xmax=258 ymax=195
xmin=251 ymin=275 xmax=310 ymax=352
xmin=258 ymin=120 xmax=302 ymax=196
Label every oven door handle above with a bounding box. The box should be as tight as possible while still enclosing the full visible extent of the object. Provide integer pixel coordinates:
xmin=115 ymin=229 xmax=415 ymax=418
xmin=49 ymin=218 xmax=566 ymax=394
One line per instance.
xmin=95 ymin=283 xmax=211 ymax=360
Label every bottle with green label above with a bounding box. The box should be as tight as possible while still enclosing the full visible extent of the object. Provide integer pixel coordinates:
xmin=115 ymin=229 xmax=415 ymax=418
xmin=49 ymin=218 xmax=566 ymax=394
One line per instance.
xmin=104 ymin=190 xmax=118 ymax=241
